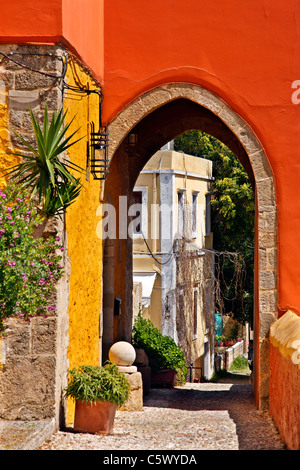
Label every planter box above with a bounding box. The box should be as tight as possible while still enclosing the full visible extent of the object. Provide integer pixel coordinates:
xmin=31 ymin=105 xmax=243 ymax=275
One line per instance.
xmin=151 ymin=369 xmax=176 ymax=387
xmin=74 ymin=400 xmax=117 ymax=434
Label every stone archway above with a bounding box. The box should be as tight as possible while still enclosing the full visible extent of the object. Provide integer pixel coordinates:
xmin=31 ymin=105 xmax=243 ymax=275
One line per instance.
xmin=103 ymin=83 xmax=277 ymax=410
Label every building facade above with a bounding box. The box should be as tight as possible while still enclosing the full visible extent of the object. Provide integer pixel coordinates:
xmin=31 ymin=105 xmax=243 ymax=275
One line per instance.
xmin=1 ymin=0 xmax=300 ymax=449
xmin=132 ymin=148 xmax=215 ymax=380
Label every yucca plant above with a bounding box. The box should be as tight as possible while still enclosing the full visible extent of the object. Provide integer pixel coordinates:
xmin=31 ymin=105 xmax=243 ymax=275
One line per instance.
xmin=5 ymin=105 xmax=83 ymax=218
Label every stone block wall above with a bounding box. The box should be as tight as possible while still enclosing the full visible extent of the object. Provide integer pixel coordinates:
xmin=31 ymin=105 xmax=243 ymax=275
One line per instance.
xmin=0 ymin=317 xmax=57 ymax=420
xmin=0 ymin=43 xmax=70 ymax=427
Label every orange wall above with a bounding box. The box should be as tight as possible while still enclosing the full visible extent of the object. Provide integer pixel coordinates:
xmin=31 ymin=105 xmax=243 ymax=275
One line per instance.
xmin=1 ymin=0 xmax=300 ymax=315
xmin=62 ymin=0 xmax=104 ymax=82
xmin=101 ymin=0 xmax=300 ymax=317
xmin=269 ymin=344 xmax=300 ymax=449
xmin=0 ymin=0 xmax=62 ymax=43
xmin=0 ymin=0 xmax=104 ymax=83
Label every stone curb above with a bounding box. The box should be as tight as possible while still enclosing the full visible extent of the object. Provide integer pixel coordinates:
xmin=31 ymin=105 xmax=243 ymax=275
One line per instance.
xmin=0 ymin=418 xmax=55 ymax=450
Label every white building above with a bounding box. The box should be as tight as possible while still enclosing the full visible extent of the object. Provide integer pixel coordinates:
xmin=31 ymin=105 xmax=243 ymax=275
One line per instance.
xmin=132 ymin=148 xmax=215 ymax=380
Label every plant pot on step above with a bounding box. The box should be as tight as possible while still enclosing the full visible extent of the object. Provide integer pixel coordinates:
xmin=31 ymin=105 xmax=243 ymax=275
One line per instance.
xmin=64 ymin=362 xmax=131 ymax=435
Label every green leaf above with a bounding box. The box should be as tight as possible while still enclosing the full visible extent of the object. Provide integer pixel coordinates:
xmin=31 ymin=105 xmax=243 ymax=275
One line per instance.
xmin=4 ymin=106 xmax=84 ymax=217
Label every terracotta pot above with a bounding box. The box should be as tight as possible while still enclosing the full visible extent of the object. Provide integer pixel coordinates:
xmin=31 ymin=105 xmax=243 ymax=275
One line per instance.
xmin=74 ymin=400 xmax=117 ymax=434
xmin=151 ymin=369 xmax=176 ymax=387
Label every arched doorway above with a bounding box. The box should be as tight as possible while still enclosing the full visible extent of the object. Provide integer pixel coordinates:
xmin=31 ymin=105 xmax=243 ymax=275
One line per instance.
xmin=102 ymin=84 xmax=277 ymax=411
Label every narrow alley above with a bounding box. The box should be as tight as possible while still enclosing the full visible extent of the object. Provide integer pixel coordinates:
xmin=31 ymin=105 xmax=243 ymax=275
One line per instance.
xmin=40 ymin=376 xmax=285 ymax=451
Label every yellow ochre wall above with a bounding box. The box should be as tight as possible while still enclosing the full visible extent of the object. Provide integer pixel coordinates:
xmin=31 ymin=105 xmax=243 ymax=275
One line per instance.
xmin=0 ymin=86 xmax=20 ymax=189
xmin=63 ymin=58 xmax=103 ymax=424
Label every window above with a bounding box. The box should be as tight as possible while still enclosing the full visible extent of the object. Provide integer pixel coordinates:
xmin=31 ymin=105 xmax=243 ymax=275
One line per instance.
xmin=193 ymin=286 xmax=199 ymax=340
xmin=192 ymin=191 xmax=199 ymax=238
xmin=204 ymin=280 xmax=212 ymax=333
xmin=132 ymin=191 xmax=142 ymax=234
xmin=130 ymin=187 xmax=147 ymax=237
xmin=177 ymin=189 xmax=185 ymax=236
xmin=176 ymin=289 xmax=185 ymax=348
xmin=205 ymin=193 xmax=211 ymax=236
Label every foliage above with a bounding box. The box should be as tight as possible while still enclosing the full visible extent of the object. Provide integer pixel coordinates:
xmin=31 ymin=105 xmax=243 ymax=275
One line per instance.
xmin=64 ymin=362 xmax=131 ymax=406
xmin=215 ymin=335 xmax=225 ymax=342
xmin=0 ymin=182 xmax=63 ymax=334
xmin=174 ymin=130 xmax=255 ymax=325
xmin=229 ymin=354 xmax=250 ymax=373
xmin=5 ymin=105 xmax=83 ymax=218
xmin=132 ymin=312 xmax=187 ymax=384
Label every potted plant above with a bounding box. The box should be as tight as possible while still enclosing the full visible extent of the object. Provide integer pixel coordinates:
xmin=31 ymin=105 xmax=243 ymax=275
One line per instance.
xmin=64 ymin=362 xmax=131 ymax=434
xmin=132 ymin=312 xmax=187 ymax=386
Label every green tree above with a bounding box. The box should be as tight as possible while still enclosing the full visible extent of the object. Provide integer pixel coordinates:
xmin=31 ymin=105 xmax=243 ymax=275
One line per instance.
xmin=174 ymin=131 xmax=254 ymax=325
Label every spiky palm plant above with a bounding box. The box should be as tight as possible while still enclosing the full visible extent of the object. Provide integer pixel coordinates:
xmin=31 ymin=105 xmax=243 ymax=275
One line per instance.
xmin=5 ymin=105 xmax=83 ymax=218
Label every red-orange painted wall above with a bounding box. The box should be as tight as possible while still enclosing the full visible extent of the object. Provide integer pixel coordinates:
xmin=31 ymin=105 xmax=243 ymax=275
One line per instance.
xmin=2 ymin=0 xmax=300 ymax=387
xmin=269 ymin=344 xmax=300 ymax=449
xmin=0 ymin=0 xmax=104 ymax=83
xmin=102 ymin=0 xmax=300 ymax=320
xmin=62 ymin=0 xmax=104 ymax=82
xmin=0 ymin=0 xmax=62 ymax=43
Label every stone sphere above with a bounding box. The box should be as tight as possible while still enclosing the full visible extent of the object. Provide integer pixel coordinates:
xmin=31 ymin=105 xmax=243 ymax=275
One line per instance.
xmin=109 ymin=341 xmax=136 ymax=366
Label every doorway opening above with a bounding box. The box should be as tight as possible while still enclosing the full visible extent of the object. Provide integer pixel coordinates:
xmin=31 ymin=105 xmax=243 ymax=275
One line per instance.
xmin=130 ymin=130 xmax=254 ymax=383
xmin=102 ymin=84 xmax=277 ymax=410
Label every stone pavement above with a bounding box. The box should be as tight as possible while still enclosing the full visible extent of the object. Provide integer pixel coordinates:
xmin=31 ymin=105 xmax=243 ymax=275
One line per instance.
xmin=37 ymin=374 xmax=286 ymax=451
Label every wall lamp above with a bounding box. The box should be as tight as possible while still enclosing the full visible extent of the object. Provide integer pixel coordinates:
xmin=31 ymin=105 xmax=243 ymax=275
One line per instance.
xmin=90 ymin=92 xmax=109 ymax=180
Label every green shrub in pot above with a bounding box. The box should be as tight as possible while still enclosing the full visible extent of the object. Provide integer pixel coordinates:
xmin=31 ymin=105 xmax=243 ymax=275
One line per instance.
xmin=64 ymin=362 xmax=131 ymax=434
xmin=65 ymin=362 xmax=130 ymax=406
xmin=132 ymin=312 xmax=187 ymax=385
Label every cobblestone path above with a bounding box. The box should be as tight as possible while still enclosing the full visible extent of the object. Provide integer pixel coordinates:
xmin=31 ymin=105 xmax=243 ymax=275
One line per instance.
xmin=40 ymin=377 xmax=286 ymax=451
